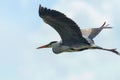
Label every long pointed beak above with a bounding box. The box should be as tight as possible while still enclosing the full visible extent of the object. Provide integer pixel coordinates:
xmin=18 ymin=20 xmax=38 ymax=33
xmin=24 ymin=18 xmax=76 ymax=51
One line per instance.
xmin=36 ymin=44 xmax=49 ymax=49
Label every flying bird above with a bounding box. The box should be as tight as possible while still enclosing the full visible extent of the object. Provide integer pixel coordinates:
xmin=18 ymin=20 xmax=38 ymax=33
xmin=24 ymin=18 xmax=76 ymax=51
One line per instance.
xmin=37 ymin=5 xmax=120 ymax=55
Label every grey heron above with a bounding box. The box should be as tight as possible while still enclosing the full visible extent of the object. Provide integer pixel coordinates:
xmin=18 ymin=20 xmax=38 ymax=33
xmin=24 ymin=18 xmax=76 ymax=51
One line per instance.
xmin=37 ymin=5 xmax=120 ymax=55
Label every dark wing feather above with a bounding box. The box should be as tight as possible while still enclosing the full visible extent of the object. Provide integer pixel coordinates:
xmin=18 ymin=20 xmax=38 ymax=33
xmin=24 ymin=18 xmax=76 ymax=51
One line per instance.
xmin=39 ymin=5 xmax=89 ymax=45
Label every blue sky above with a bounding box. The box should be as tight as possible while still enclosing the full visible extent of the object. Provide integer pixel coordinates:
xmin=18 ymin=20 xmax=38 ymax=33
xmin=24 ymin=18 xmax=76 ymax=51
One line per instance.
xmin=0 ymin=0 xmax=120 ymax=80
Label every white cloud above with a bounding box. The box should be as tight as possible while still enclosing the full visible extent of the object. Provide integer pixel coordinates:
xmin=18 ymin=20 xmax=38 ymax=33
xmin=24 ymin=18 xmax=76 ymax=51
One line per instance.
xmin=101 ymin=1 xmax=113 ymax=12
xmin=66 ymin=72 xmax=94 ymax=80
xmin=20 ymin=0 xmax=29 ymax=7
xmin=53 ymin=0 xmax=112 ymax=26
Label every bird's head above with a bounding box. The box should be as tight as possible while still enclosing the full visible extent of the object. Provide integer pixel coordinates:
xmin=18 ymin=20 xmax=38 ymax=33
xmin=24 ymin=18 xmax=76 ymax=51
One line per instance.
xmin=37 ymin=41 xmax=58 ymax=49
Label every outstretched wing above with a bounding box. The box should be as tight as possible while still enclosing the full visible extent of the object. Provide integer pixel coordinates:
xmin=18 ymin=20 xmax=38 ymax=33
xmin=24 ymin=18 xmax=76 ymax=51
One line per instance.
xmin=39 ymin=5 xmax=89 ymax=45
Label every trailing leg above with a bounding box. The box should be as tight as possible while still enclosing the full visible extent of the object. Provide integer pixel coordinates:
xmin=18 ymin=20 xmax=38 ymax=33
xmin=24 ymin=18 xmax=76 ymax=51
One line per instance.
xmin=91 ymin=46 xmax=120 ymax=55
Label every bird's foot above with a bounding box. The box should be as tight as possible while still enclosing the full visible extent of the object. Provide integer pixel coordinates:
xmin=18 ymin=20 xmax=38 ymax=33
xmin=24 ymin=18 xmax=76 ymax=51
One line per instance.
xmin=108 ymin=48 xmax=120 ymax=55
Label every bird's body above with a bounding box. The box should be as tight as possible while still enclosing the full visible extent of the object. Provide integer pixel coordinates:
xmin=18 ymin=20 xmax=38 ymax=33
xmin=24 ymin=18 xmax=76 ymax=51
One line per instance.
xmin=51 ymin=41 xmax=91 ymax=53
xmin=37 ymin=5 xmax=120 ymax=55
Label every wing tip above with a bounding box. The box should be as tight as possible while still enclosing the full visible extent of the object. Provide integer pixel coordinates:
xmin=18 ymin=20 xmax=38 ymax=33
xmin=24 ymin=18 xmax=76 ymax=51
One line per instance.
xmin=39 ymin=4 xmax=44 ymax=12
xmin=39 ymin=4 xmax=50 ymax=17
xmin=39 ymin=4 xmax=43 ymax=10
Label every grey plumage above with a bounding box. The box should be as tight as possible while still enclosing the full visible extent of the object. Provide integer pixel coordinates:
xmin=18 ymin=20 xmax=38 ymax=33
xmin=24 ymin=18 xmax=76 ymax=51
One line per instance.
xmin=37 ymin=5 xmax=120 ymax=55
xmin=81 ymin=22 xmax=112 ymax=39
